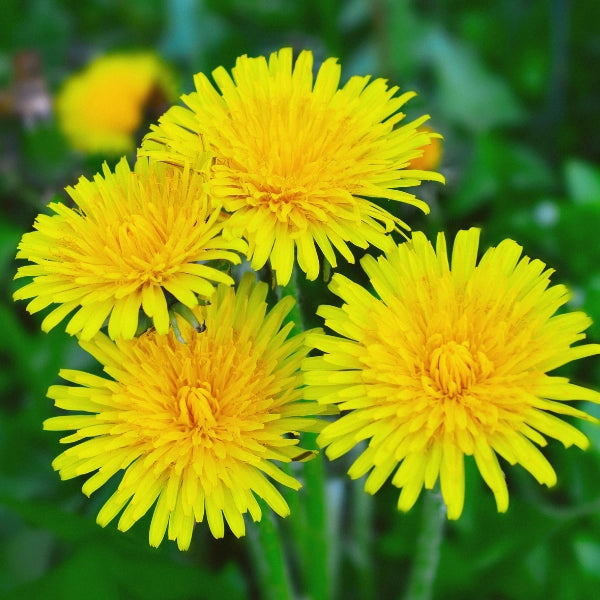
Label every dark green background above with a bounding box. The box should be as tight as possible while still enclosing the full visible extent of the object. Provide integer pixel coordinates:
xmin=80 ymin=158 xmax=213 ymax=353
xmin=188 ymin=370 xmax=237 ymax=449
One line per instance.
xmin=1 ymin=1 xmax=600 ymax=598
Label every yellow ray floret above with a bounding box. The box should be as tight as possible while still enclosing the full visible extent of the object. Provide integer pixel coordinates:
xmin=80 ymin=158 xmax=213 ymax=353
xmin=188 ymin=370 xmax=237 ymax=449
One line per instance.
xmin=56 ymin=51 xmax=177 ymax=154
xmin=140 ymin=47 xmax=445 ymax=285
xmin=302 ymin=228 xmax=600 ymax=519
xmin=43 ymin=274 xmax=326 ymax=549
xmin=14 ymin=157 xmax=247 ymax=340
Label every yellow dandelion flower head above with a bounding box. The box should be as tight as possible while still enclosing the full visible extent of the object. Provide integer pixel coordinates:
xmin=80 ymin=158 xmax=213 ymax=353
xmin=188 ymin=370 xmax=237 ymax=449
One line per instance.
xmin=140 ymin=47 xmax=445 ymax=285
xmin=44 ymin=274 xmax=325 ymax=549
xmin=14 ymin=156 xmax=247 ymax=340
xmin=56 ymin=51 xmax=177 ymax=154
xmin=303 ymin=228 xmax=600 ymax=519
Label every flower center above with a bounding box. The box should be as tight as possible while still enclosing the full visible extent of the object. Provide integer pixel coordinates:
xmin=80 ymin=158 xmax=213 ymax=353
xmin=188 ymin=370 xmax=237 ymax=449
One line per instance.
xmin=243 ymin=172 xmax=311 ymax=222
xmin=429 ymin=340 xmax=478 ymax=398
xmin=132 ymin=256 xmax=177 ymax=285
xmin=110 ymin=218 xmax=182 ymax=285
xmin=258 ymin=186 xmax=305 ymax=217
xmin=176 ymin=384 xmax=219 ymax=430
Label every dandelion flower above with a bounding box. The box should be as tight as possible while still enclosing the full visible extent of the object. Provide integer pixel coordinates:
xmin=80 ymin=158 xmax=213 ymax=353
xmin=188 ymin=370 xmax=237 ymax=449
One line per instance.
xmin=140 ymin=47 xmax=444 ymax=285
xmin=408 ymin=126 xmax=443 ymax=171
xmin=14 ymin=157 xmax=246 ymax=340
xmin=303 ymin=228 xmax=600 ymax=518
xmin=44 ymin=274 xmax=324 ymax=549
xmin=56 ymin=52 xmax=176 ymax=154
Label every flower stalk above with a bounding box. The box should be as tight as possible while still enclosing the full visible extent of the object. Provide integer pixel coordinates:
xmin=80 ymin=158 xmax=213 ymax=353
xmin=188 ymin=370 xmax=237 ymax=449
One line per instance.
xmin=279 ymin=265 xmax=332 ymax=600
xmin=247 ymin=508 xmax=295 ymax=600
xmin=403 ymin=490 xmax=446 ymax=600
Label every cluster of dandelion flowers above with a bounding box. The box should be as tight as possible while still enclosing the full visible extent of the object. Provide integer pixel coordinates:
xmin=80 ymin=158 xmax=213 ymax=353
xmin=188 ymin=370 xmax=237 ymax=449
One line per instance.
xmin=14 ymin=157 xmax=247 ymax=340
xmin=56 ymin=52 xmax=177 ymax=154
xmin=44 ymin=274 xmax=325 ymax=549
xmin=140 ymin=47 xmax=445 ymax=285
xmin=302 ymin=228 xmax=600 ymax=519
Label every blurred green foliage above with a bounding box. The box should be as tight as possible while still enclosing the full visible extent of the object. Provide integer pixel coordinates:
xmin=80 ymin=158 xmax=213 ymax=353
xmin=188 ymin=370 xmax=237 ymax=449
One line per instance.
xmin=1 ymin=1 xmax=600 ymax=599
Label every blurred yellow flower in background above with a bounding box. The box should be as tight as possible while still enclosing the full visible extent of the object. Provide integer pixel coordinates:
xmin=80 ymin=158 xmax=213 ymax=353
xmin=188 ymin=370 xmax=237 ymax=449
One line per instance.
xmin=14 ymin=157 xmax=246 ymax=340
xmin=44 ymin=275 xmax=325 ymax=549
xmin=56 ymin=52 xmax=176 ymax=154
xmin=409 ymin=126 xmax=443 ymax=171
xmin=141 ymin=47 xmax=444 ymax=285
xmin=303 ymin=228 xmax=600 ymax=519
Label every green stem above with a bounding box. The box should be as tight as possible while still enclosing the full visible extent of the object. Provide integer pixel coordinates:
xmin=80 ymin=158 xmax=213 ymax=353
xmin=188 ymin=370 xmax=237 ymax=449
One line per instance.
xmin=303 ymin=435 xmax=331 ymax=600
xmin=403 ymin=490 xmax=446 ymax=600
xmin=278 ymin=267 xmax=304 ymax=336
xmin=278 ymin=266 xmax=331 ymax=600
xmin=246 ymin=506 xmax=294 ymax=600
xmin=280 ymin=463 xmax=309 ymax=582
xmin=353 ymin=480 xmax=375 ymax=600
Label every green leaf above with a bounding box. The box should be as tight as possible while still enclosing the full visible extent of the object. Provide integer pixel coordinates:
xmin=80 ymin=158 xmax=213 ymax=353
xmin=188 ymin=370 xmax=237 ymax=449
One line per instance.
xmin=0 ymin=221 xmax=21 ymax=280
xmin=1 ymin=521 xmax=247 ymax=600
xmin=450 ymin=134 xmax=554 ymax=217
xmin=564 ymin=159 xmax=600 ymax=206
xmin=0 ymin=497 xmax=100 ymax=543
xmin=3 ymin=544 xmax=119 ymax=600
xmin=423 ymin=28 xmax=524 ymax=132
xmin=556 ymin=205 xmax=600 ymax=279
xmin=573 ymin=536 xmax=600 ymax=579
